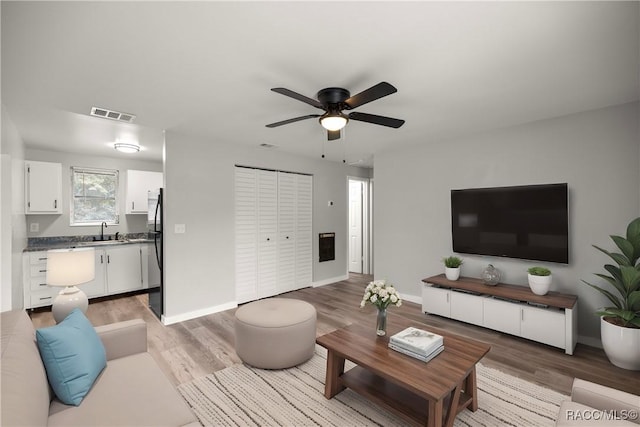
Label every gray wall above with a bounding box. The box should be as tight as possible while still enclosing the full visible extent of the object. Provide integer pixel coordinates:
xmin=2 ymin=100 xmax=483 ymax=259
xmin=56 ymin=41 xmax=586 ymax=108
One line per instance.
xmin=373 ymin=102 xmax=640 ymax=344
xmin=1 ymin=105 xmax=27 ymax=311
xmin=25 ymin=148 xmax=162 ymax=238
xmin=163 ymin=131 xmax=370 ymax=322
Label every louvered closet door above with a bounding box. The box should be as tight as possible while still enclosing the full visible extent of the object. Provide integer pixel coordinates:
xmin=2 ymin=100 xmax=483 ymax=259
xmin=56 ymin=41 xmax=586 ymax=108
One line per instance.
xmin=235 ymin=167 xmax=258 ymax=303
xmin=277 ymin=172 xmax=296 ymax=294
xmin=295 ymin=174 xmax=313 ymax=289
xmin=257 ymin=170 xmax=278 ymax=299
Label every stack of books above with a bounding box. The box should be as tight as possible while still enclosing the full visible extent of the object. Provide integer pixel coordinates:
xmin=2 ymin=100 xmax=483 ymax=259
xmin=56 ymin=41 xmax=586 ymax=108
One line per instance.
xmin=389 ymin=327 xmax=444 ymax=362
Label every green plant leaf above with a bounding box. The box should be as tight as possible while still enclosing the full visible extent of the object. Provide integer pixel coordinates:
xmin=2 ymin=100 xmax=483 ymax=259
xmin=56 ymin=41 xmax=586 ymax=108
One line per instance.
xmin=626 ymin=217 xmax=640 ymax=264
xmin=620 ymin=265 xmax=640 ymax=294
xmin=593 ymin=245 xmax=631 ymax=267
xmin=594 ymin=273 xmax=626 ymax=297
xmin=611 ymin=235 xmax=634 ymax=263
xmin=628 ymin=317 xmax=640 ymax=328
xmin=604 ymin=264 xmax=623 ymax=283
xmin=582 ymin=280 xmax=623 ymax=308
xmin=628 ymin=290 xmax=640 ymax=312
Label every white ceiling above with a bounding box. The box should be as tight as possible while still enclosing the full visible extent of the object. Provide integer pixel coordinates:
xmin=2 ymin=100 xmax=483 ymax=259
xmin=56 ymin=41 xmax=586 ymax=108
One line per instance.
xmin=2 ymin=1 xmax=638 ymax=167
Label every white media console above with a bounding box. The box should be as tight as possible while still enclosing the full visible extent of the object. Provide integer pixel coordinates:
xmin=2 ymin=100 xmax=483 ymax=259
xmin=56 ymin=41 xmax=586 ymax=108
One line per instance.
xmin=422 ymin=274 xmax=578 ymax=355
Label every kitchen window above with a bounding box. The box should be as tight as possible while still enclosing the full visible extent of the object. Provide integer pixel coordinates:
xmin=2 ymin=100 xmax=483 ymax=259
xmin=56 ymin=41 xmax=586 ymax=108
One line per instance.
xmin=70 ymin=167 xmax=119 ymax=225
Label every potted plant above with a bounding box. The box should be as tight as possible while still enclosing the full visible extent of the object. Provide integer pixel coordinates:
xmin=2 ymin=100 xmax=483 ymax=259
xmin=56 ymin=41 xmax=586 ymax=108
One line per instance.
xmin=527 ymin=267 xmax=552 ymax=295
xmin=443 ymin=256 xmax=463 ymax=281
xmin=582 ymin=217 xmax=640 ymax=370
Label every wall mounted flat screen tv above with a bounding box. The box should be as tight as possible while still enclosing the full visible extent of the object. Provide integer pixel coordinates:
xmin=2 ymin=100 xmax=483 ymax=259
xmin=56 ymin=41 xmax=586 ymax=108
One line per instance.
xmin=451 ymin=183 xmax=569 ymax=264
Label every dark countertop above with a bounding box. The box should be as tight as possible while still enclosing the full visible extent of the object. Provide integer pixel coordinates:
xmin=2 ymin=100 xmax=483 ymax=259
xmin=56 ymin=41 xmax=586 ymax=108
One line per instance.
xmin=24 ymin=234 xmax=153 ymax=252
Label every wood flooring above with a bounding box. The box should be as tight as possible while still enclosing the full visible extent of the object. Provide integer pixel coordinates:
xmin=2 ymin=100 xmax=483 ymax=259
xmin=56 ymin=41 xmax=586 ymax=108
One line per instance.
xmin=29 ymin=274 xmax=640 ymax=397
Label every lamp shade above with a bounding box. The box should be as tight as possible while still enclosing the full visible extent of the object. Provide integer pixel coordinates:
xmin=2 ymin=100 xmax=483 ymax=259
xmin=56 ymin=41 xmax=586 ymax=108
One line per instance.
xmin=46 ymin=248 xmax=95 ymax=287
xmin=320 ymin=114 xmax=348 ymax=131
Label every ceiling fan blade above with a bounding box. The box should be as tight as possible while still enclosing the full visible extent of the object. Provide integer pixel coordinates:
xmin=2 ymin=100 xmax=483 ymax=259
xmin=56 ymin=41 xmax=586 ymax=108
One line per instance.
xmin=343 ymin=82 xmax=397 ymax=110
xmin=348 ymin=112 xmax=405 ymax=128
xmin=328 ymin=130 xmax=341 ymax=141
xmin=271 ymin=88 xmax=324 ymax=109
xmin=266 ymin=114 xmax=320 ymax=128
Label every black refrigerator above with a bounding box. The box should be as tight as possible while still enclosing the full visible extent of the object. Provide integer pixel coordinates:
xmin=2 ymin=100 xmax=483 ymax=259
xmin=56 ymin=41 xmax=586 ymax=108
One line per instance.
xmin=147 ymin=188 xmax=163 ymax=319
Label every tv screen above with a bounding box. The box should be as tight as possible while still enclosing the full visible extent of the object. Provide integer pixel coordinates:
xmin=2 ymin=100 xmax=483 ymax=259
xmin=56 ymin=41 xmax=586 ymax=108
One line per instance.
xmin=451 ymin=183 xmax=569 ymax=264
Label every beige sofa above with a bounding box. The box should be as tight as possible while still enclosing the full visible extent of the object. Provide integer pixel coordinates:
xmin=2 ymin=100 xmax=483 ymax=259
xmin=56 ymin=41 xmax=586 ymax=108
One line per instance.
xmin=1 ymin=309 xmax=199 ymax=426
xmin=556 ymin=378 xmax=640 ymax=426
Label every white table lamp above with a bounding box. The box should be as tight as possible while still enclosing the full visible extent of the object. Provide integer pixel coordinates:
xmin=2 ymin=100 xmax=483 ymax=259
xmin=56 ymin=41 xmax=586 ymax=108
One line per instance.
xmin=47 ymin=247 xmax=95 ymax=323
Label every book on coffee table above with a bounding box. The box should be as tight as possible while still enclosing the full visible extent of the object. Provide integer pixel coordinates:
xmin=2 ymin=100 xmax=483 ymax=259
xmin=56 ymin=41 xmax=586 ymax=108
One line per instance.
xmin=389 ymin=342 xmax=444 ymax=363
xmin=389 ymin=327 xmax=444 ymax=356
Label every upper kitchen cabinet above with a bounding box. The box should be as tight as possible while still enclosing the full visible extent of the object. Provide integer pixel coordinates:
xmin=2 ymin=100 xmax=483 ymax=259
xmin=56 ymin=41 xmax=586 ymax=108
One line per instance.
xmin=25 ymin=161 xmax=62 ymax=214
xmin=125 ymin=170 xmax=163 ymax=214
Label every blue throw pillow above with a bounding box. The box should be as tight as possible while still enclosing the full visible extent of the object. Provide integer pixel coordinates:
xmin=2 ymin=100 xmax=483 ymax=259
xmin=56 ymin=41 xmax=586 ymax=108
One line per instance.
xmin=36 ymin=308 xmax=107 ymax=406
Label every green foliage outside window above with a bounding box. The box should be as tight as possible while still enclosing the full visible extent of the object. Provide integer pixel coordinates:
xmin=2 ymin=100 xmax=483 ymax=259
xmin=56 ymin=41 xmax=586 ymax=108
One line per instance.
xmin=71 ymin=167 xmax=119 ymax=225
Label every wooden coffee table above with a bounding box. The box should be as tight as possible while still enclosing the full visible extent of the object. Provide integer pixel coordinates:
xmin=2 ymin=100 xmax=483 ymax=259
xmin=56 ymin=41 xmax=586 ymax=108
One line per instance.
xmin=316 ymin=318 xmax=491 ymax=427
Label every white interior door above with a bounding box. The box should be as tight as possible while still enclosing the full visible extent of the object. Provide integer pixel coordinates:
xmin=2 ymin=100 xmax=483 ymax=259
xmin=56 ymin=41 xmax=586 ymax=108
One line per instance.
xmin=235 ymin=167 xmax=258 ymax=303
xmin=349 ymin=180 xmax=363 ymax=273
xmin=257 ymin=170 xmax=278 ymax=299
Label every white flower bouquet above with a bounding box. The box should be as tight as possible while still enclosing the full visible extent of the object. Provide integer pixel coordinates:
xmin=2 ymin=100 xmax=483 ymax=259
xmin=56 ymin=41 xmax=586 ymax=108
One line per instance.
xmin=360 ymin=279 xmax=402 ymax=310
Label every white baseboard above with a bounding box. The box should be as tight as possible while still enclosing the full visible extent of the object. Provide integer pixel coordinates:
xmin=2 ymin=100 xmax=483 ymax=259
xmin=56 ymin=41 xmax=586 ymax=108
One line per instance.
xmin=162 ymin=301 xmax=238 ymax=326
xmin=401 ymin=293 xmax=422 ymax=305
xmin=312 ymin=274 xmax=349 ymax=288
xmin=578 ymin=334 xmax=602 ymax=349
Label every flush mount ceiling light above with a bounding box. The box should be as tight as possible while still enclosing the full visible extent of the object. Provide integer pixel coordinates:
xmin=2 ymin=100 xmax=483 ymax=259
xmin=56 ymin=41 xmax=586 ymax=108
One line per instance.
xmin=113 ymin=142 xmax=140 ymax=153
xmin=319 ymin=112 xmax=348 ymax=131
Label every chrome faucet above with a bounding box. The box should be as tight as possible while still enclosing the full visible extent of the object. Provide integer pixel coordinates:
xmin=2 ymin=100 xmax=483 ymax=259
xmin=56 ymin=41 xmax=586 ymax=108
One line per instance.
xmin=100 ymin=222 xmax=108 ymax=241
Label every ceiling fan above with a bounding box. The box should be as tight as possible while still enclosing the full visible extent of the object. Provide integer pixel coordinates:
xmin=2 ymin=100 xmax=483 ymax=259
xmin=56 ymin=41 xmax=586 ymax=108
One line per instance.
xmin=266 ymin=82 xmax=405 ymax=140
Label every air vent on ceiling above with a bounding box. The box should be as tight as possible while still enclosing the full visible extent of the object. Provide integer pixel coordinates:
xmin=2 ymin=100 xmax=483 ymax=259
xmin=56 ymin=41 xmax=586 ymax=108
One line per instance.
xmin=90 ymin=107 xmax=136 ymax=123
xmin=260 ymin=143 xmax=276 ymax=148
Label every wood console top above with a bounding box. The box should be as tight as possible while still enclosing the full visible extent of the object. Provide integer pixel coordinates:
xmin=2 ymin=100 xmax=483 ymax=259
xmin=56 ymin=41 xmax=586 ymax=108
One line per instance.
xmin=422 ymin=274 xmax=577 ymax=309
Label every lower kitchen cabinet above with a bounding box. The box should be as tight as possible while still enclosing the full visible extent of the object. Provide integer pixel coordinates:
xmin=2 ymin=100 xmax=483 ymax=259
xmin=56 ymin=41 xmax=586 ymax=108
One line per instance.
xmin=23 ymin=244 xmax=147 ymax=309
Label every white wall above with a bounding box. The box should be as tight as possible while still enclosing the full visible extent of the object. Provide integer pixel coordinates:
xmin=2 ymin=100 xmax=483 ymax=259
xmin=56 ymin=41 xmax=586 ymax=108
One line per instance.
xmin=163 ymin=131 xmax=371 ymax=323
xmin=1 ymin=105 xmax=27 ymax=311
xmin=374 ymin=102 xmax=640 ymax=344
xmin=25 ymin=148 xmax=162 ymax=238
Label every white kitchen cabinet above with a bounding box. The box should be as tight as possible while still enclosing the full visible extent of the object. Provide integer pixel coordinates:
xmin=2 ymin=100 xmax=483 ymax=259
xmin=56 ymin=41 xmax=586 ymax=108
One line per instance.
xmin=25 ymin=161 xmax=62 ymax=214
xmin=234 ymin=167 xmax=313 ymax=304
xmin=105 ymin=245 xmax=143 ymax=294
xmin=125 ymin=170 xmax=162 ymax=214
xmin=81 ymin=250 xmax=107 ymax=298
xmin=23 ymin=244 xmax=145 ymax=309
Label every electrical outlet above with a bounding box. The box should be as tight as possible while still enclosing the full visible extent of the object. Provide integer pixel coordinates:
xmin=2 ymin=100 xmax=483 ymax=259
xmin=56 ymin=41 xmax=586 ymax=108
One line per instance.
xmin=174 ymin=224 xmax=186 ymax=234
xmin=30 ymin=223 xmax=39 ymax=232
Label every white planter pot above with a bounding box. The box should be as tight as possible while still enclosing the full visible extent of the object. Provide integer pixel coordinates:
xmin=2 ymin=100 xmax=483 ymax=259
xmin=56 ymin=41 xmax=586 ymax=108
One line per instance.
xmin=528 ymin=274 xmax=551 ymax=295
xmin=601 ymin=317 xmax=640 ymax=370
xmin=445 ymin=267 xmax=460 ymax=281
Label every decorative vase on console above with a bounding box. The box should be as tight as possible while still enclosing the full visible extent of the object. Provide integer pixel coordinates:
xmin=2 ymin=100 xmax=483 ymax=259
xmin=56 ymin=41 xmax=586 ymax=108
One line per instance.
xmin=482 ymin=264 xmax=501 ymax=286
xmin=360 ymin=279 xmax=403 ymax=336
xmin=443 ymin=256 xmax=463 ymax=281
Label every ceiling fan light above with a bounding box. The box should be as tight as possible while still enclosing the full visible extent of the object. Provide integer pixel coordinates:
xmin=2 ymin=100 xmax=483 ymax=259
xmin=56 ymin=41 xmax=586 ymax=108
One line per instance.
xmin=320 ymin=114 xmax=348 ymax=131
xmin=113 ymin=142 xmax=140 ymax=153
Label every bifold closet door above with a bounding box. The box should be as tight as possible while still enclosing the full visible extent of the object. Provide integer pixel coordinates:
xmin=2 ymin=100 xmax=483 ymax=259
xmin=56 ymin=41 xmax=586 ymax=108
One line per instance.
xmin=256 ymin=170 xmax=278 ymax=299
xmin=277 ymin=173 xmax=296 ymax=294
xmin=295 ymin=174 xmax=313 ymax=289
xmin=234 ymin=167 xmax=258 ymax=303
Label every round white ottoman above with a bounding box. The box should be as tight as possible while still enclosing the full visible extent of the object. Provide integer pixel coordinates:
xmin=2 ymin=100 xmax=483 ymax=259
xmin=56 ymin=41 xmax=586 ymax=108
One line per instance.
xmin=235 ymin=298 xmax=317 ymax=369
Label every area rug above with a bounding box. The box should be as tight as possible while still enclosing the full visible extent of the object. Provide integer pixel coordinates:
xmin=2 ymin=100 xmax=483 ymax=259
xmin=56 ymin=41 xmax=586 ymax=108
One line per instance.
xmin=178 ymin=346 xmax=567 ymax=426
